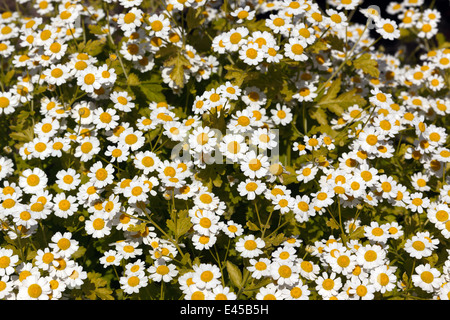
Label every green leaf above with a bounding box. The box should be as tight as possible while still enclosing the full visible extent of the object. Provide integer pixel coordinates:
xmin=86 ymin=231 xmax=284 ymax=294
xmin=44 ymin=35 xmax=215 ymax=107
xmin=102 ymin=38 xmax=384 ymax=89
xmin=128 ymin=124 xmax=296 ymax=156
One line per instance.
xmin=349 ymin=226 xmax=366 ymax=240
xmin=127 ymin=223 xmax=147 ymax=234
xmin=95 ymin=287 xmax=114 ymax=300
xmin=186 ymin=7 xmax=206 ymax=30
xmin=309 ymin=106 xmax=328 ymax=126
xmin=88 ymin=24 xmax=105 ymax=35
xmin=353 ymin=53 xmax=380 ymax=78
xmin=166 ymin=209 xmax=192 ymax=239
xmin=246 ymin=221 xmax=260 ymax=231
xmin=326 ymin=219 xmax=340 ymax=230
xmin=226 ymin=261 xmax=243 ymax=288
xmin=80 ymin=39 xmax=106 ymax=57
xmin=264 ymin=233 xmax=285 ymax=248
xmin=307 ymin=39 xmax=329 ymax=54
xmin=10 ymin=126 xmax=34 ymax=143
xmin=2 ymin=69 xmax=15 ymax=84
xmin=83 ymin=272 xmax=114 ymax=300
xmin=127 ymin=73 xmax=141 ymax=86
xmin=224 ymin=64 xmax=247 ymax=87
xmin=164 ymin=53 xmax=190 ymax=88
xmin=245 ymin=19 xmax=271 ymax=33
xmin=71 ymin=246 xmax=87 ymax=260
xmin=326 ymin=34 xmax=345 ymax=52
xmin=317 ymin=81 xmax=366 ymax=116
xmin=139 ymin=82 xmax=165 ymax=103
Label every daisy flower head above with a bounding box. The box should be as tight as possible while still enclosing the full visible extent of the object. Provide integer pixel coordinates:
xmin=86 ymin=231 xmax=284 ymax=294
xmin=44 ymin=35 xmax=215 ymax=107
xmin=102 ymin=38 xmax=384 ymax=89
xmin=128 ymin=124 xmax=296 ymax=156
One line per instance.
xmin=0 ymin=248 xmax=19 ymax=276
xmin=123 ymin=178 xmax=150 ymax=204
xmin=119 ymin=271 xmax=148 ymax=295
xmin=117 ymin=7 xmax=143 ymax=32
xmin=325 ymin=8 xmax=349 ymax=29
xmin=210 ymin=285 xmax=237 ymax=300
xmin=266 ymin=13 xmax=293 ymax=35
xmin=0 ymin=157 xmax=14 ymax=181
xmin=48 ymin=232 xmax=79 ymax=259
xmin=271 ymin=103 xmax=293 ymax=126
xmin=281 ymin=279 xmax=311 ymax=300
xmin=412 ymin=264 xmax=442 ymax=293
xmin=220 ymin=133 xmax=248 ymax=163
xmin=93 ymin=107 xmax=120 ymax=131
xmin=404 ymin=233 xmax=435 ymax=259
xmin=99 ymin=250 xmax=123 ymax=267
xmin=241 ymin=86 xmax=267 ymax=108
xmin=87 ymin=161 xmax=115 ymax=188
xmin=28 ymin=137 xmax=52 ymax=160
xmin=427 ymin=203 xmax=450 ymax=225
xmin=347 ymin=277 xmax=376 ymax=300
xmin=311 ymin=186 xmax=335 ymax=209
xmin=0 ymin=90 xmax=20 ymax=115
xmin=239 ymin=42 xmax=265 ymax=66
xmin=192 ymin=263 xmax=221 ymax=290
xmin=255 ymin=283 xmax=284 ymax=300
xmin=230 ymin=5 xmax=255 ymax=24
xmin=55 ymin=168 xmax=81 ymax=192
xmin=237 ymin=179 xmax=266 ymax=200
xmin=52 ymin=193 xmax=79 ymax=219
xmin=146 ymin=13 xmax=170 ymax=38
xmin=17 ymin=275 xmax=51 ymax=300
xmin=183 ymin=284 xmax=212 ymax=300
xmin=110 ymin=91 xmax=136 ymax=112
xmin=406 ymin=192 xmax=430 ymax=214
xmin=375 ymin=18 xmax=400 ymax=40
xmin=222 ymin=27 xmax=249 ymax=52
xmin=43 ymin=63 xmax=71 ymax=86
xmin=235 ymin=234 xmax=265 ymax=258
xmin=193 ymin=190 xmax=220 ymax=211
xmin=148 ymin=261 xmax=179 ymax=283
xmin=34 ymin=117 xmax=60 ymax=139
xmin=364 ymin=221 xmax=390 ymax=244
xmin=272 ymin=194 xmax=295 ymax=214
xmin=292 ymin=81 xmax=318 ymax=102
xmin=270 ymin=260 xmax=298 ymax=286
xmin=229 ymin=108 xmax=256 ymax=134
xmin=0 ymin=275 xmax=14 ymax=299
xmin=220 ymin=220 xmax=244 ymax=238
xmin=416 ymin=20 xmax=438 ymax=39
xmin=247 ymin=257 xmax=272 ymax=280
xmin=118 ymin=127 xmax=145 ymax=151
xmin=370 ymin=265 xmax=397 ymax=293
xmin=188 ymin=125 xmax=218 ymax=154
xmin=191 ymin=210 xmax=220 ymax=236
xmin=85 ymin=212 xmax=113 ymax=239
xmin=356 ymin=244 xmax=386 ymax=271
xmin=239 ymin=150 xmax=270 ymax=179
xmin=284 ymin=37 xmax=308 ymax=62
xmin=19 ymin=167 xmax=48 ymax=194
xmin=77 ymin=65 xmax=103 ymax=93
xmin=315 ymin=271 xmax=343 ymax=299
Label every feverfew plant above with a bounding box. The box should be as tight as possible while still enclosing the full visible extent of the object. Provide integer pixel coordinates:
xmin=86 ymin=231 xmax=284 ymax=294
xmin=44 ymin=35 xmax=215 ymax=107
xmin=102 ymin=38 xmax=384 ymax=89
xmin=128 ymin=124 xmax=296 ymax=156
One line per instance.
xmin=0 ymin=0 xmax=450 ymax=301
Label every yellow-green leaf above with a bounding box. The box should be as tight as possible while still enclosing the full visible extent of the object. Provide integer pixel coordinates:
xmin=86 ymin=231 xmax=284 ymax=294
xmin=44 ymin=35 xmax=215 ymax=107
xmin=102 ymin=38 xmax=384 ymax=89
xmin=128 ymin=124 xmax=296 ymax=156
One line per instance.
xmin=353 ymin=53 xmax=380 ymax=78
xmin=246 ymin=221 xmax=260 ymax=231
xmin=326 ymin=219 xmax=340 ymax=230
xmin=127 ymin=73 xmax=141 ymax=86
xmin=349 ymin=226 xmax=366 ymax=240
xmin=226 ymin=261 xmax=242 ymax=288
xmin=164 ymin=52 xmax=191 ymax=88
xmin=81 ymin=39 xmax=106 ymax=57
xmin=166 ymin=209 xmax=192 ymax=239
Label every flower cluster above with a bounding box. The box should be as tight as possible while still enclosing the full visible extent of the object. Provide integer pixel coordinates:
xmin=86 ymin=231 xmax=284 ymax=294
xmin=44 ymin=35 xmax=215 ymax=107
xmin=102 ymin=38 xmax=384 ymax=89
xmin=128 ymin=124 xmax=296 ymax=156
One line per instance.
xmin=0 ymin=0 xmax=450 ymax=300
